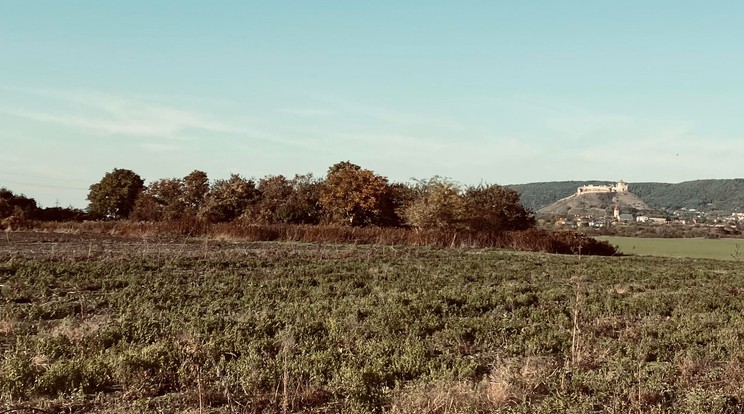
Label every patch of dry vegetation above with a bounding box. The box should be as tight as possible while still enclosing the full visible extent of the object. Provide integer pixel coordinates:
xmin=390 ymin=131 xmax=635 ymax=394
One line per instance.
xmin=26 ymin=220 xmax=617 ymax=256
xmin=390 ymin=357 xmax=559 ymax=413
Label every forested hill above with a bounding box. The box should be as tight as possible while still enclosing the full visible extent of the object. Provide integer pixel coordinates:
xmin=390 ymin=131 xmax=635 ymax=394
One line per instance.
xmin=509 ymin=179 xmax=744 ymax=213
xmin=507 ymin=181 xmax=607 ymax=212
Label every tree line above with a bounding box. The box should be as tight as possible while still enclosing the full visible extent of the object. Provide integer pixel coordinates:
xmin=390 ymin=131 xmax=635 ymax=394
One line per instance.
xmin=2 ymin=163 xmax=623 ymax=255
xmin=81 ymin=161 xmax=535 ymax=232
xmin=0 ymin=188 xmax=88 ymax=227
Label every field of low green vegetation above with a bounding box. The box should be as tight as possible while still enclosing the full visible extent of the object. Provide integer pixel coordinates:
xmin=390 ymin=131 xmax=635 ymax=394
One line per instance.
xmin=597 ymin=236 xmax=744 ymax=261
xmin=2 ymin=232 xmax=744 ymax=413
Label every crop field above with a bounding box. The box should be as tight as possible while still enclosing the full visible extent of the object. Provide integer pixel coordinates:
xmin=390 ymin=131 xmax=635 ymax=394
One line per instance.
xmin=597 ymin=236 xmax=744 ymax=261
xmin=2 ymin=232 xmax=744 ymax=413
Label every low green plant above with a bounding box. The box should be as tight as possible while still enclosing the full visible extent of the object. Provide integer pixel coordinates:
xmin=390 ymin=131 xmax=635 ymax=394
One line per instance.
xmin=1 ymin=235 xmax=743 ymax=412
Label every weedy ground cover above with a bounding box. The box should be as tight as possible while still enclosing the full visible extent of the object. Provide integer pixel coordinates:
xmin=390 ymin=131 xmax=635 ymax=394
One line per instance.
xmin=597 ymin=236 xmax=744 ymax=261
xmin=1 ymin=232 xmax=744 ymax=413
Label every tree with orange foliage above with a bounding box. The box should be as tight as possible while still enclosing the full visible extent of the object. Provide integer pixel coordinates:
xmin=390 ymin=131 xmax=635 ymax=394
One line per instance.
xmin=320 ymin=161 xmax=392 ymax=226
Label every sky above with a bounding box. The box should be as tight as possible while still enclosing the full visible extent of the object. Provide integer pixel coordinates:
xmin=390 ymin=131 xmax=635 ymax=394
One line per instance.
xmin=2 ymin=1 xmax=744 ymax=208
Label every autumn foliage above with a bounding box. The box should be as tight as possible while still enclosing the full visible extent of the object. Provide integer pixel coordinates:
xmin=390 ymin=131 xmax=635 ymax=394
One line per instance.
xmin=4 ymin=161 xmax=617 ymax=255
xmin=320 ymin=162 xmax=395 ymax=226
xmin=86 ymin=162 xmax=539 ymax=232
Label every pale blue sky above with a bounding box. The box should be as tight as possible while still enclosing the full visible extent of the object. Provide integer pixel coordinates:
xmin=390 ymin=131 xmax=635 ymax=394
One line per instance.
xmin=2 ymin=1 xmax=744 ymax=208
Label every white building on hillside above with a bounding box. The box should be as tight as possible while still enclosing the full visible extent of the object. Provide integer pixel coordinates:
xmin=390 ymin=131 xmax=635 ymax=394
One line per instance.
xmin=577 ymin=180 xmax=628 ymax=195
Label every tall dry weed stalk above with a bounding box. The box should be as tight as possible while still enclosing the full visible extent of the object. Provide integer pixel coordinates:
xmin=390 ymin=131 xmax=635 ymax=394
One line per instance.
xmin=280 ymin=328 xmax=295 ymax=414
xmin=198 ymin=366 xmax=204 ymax=414
xmin=636 ymin=361 xmax=643 ymax=414
xmin=732 ymin=243 xmax=742 ymax=261
xmin=570 ymin=269 xmax=583 ymax=368
xmin=566 ymin=241 xmax=589 ymax=381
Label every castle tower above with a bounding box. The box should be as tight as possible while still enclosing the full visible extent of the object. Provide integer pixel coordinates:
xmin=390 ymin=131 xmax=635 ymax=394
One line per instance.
xmin=614 ymin=180 xmax=628 ymax=192
xmin=613 ymin=204 xmax=620 ymax=219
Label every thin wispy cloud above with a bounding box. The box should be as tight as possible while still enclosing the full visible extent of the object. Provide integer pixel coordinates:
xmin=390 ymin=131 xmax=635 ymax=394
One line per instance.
xmin=277 ymin=108 xmax=336 ymax=116
xmin=140 ymin=143 xmax=183 ymax=153
xmin=488 ymin=95 xmax=696 ymax=146
xmin=0 ymin=106 xmax=198 ymax=138
xmin=3 ymin=86 xmax=741 ymax=192
xmin=314 ymin=95 xmax=482 ymax=136
xmin=0 ymin=87 xmax=305 ymax=146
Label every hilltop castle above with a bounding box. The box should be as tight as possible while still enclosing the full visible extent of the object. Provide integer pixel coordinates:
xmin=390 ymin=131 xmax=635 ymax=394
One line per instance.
xmin=576 ymin=180 xmax=628 ymax=195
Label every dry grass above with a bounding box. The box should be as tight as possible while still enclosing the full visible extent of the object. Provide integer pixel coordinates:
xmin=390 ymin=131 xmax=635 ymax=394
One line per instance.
xmin=389 ymin=379 xmax=502 ymax=414
xmin=49 ymin=315 xmax=110 ymax=342
xmin=0 ymin=317 xmax=16 ymax=335
xmin=722 ymin=356 xmax=744 ymax=395
xmin=25 ymin=220 xmax=618 ymax=256
xmin=676 ymin=355 xmax=713 ymax=386
xmin=31 ymin=354 xmax=50 ymax=370
xmin=389 ymin=357 xmax=558 ymax=414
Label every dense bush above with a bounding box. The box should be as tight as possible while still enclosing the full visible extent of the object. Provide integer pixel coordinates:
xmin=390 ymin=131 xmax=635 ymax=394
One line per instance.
xmin=0 ymin=188 xmax=37 ymax=222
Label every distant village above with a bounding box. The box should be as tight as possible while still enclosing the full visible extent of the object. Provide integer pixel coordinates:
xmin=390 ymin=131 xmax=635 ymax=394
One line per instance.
xmin=546 ymin=181 xmax=744 ymax=233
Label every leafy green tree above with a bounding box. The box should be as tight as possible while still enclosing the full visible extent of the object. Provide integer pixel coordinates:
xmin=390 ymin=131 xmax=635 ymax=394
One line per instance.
xmin=283 ymin=173 xmax=324 ymax=224
xmin=131 ymin=170 xmax=210 ymax=221
xmin=199 ymin=174 xmax=259 ymax=222
xmin=376 ymin=182 xmax=413 ymax=227
xmin=0 ymin=188 xmax=38 ymax=220
xmin=130 ymin=192 xmax=162 ymax=221
xmin=182 ymin=170 xmax=209 ymax=215
xmin=247 ymin=173 xmax=325 ymax=224
xmin=149 ymin=178 xmax=186 ymax=220
xmin=34 ymin=206 xmax=87 ymax=222
xmin=87 ymin=169 xmax=144 ymax=219
xmin=247 ymin=175 xmax=294 ymax=223
xmin=403 ymin=177 xmax=465 ymax=230
xmin=320 ymin=162 xmax=391 ymax=226
xmin=462 ymin=184 xmax=535 ymax=231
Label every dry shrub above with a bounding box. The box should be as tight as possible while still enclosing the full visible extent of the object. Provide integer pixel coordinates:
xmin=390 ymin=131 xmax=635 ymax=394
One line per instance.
xmin=289 ymin=382 xmax=333 ymax=411
xmin=156 ymin=218 xmax=209 ymax=237
xmin=23 ymin=220 xmax=618 ymax=256
xmin=29 ymin=220 xmax=117 ymax=234
xmin=31 ymin=354 xmax=51 ymax=370
xmin=509 ymin=228 xmax=618 ymax=256
xmin=389 ymin=379 xmax=498 ymax=414
xmin=613 ymin=284 xmax=630 ymax=295
xmin=722 ymin=355 xmax=744 ymax=395
xmin=1 ymin=215 xmax=32 ymax=231
xmin=0 ymin=317 xmax=17 ymax=335
xmin=50 ymin=315 xmax=110 ymax=342
xmin=676 ymin=355 xmax=713 ymax=386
